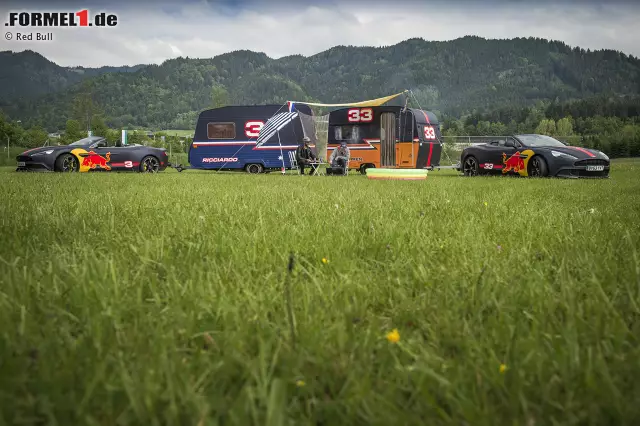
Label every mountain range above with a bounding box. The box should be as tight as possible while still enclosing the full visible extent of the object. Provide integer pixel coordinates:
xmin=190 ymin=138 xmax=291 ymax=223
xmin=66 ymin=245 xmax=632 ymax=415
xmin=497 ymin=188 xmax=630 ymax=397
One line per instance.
xmin=0 ymin=50 xmax=144 ymax=101
xmin=1 ymin=36 xmax=639 ymax=132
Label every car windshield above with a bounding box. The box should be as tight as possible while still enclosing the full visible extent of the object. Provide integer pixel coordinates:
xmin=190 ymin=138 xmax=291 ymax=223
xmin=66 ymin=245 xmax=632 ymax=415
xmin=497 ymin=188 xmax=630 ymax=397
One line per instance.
xmin=69 ymin=137 xmax=103 ymax=146
xmin=516 ymin=134 xmax=566 ymax=148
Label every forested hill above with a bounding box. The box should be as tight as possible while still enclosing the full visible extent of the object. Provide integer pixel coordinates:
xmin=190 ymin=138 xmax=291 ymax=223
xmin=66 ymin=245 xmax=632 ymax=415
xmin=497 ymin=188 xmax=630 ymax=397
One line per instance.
xmin=0 ymin=50 xmax=145 ymax=101
xmin=2 ymin=36 xmax=640 ymax=131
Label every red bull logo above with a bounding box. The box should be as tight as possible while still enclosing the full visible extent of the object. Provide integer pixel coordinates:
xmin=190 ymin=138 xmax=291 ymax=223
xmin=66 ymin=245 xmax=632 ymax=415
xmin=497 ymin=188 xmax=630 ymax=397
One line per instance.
xmin=82 ymin=151 xmax=111 ymax=170
xmin=502 ymin=152 xmax=525 ymax=173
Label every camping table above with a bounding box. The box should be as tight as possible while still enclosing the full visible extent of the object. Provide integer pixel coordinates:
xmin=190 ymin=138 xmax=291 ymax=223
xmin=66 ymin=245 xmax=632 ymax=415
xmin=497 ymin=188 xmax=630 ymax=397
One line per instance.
xmin=309 ymin=161 xmax=327 ymax=176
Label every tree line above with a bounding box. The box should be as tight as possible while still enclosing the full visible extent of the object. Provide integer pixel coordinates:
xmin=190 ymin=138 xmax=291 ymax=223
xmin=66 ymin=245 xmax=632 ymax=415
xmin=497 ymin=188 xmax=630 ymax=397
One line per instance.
xmin=441 ymin=96 xmax=640 ymax=158
xmin=0 ymin=111 xmax=189 ymax=156
xmin=2 ymin=91 xmax=639 ymax=159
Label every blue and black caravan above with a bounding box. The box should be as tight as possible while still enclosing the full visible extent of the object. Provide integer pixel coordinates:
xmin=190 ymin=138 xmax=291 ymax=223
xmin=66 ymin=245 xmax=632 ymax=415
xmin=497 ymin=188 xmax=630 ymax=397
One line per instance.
xmin=188 ymin=104 xmax=315 ymax=173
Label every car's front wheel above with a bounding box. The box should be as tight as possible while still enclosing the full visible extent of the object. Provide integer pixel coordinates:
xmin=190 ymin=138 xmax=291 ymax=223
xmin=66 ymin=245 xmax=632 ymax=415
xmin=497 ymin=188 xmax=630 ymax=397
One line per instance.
xmin=55 ymin=153 xmax=79 ymax=172
xmin=528 ymin=156 xmax=548 ymax=177
xmin=462 ymin=155 xmax=479 ymax=176
xmin=139 ymin=156 xmax=160 ymax=173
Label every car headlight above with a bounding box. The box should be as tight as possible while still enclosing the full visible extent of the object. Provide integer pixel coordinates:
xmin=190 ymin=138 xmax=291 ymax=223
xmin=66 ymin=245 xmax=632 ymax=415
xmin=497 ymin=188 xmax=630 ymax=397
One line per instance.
xmin=551 ymin=150 xmax=578 ymax=160
xmin=33 ymin=150 xmax=54 ymax=156
xmin=600 ymin=151 xmax=609 ymax=161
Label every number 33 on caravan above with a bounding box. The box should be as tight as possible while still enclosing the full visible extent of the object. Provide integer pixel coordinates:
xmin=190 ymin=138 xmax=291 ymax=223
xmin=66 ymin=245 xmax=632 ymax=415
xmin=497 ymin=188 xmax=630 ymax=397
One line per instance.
xmin=423 ymin=126 xmax=436 ymax=140
xmin=347 ymin=108 xmax=373 ymax=122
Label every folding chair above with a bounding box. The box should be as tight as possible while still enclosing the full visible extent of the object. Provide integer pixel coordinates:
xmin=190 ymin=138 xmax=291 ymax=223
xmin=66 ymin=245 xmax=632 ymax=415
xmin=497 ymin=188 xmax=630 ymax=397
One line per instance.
xmin=327 ymin=158 xmax=349 ymax=176
xmin=288 ymin=150 xmax=301 ymax=174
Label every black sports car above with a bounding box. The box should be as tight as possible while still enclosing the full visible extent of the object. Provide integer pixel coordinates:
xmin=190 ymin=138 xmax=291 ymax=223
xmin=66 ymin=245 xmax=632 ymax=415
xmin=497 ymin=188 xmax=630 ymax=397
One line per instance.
xmin=460 ymin=134 xmax=610 ymax=178
xmin=16 ymin=136 xmax=169 ymax=173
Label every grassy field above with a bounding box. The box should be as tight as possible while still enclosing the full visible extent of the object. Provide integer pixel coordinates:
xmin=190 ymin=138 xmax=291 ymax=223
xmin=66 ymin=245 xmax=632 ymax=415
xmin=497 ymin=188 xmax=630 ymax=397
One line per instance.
xmin=161 ymin=129 xmax=194 ymax=137
xmin=0 ymin=146 xmax=29 ymax=167
xmin=1 ymin=160 xmax=639 ymax=425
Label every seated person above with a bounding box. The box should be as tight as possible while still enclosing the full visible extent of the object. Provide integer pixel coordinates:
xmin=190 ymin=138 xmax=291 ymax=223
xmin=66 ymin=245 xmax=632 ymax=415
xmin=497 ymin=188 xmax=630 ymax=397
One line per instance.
xmin=329 ymin=141 xmax=350 ymax=174
xmin=295 ymin=137 xmax=318 ymax=175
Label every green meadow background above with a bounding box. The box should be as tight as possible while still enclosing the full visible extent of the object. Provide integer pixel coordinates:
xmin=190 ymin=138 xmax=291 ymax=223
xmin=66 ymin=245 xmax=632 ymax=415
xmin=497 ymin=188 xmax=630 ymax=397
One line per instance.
xmin=1 ymin=160 xmax=639 ymax=425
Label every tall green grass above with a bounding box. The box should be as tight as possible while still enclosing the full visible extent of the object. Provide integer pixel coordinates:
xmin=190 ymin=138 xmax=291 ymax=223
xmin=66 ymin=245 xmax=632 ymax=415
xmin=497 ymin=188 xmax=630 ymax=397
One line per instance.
xmin=0 ymin=146 xmax=28 ymax=167
xmin=0 ymin=160 xmax=639 ymax=425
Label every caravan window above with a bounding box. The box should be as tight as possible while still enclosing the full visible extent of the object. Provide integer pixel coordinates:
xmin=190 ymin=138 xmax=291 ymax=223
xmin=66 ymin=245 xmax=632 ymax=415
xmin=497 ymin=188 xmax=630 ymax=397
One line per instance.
xmin=207 ymin=122 xmax=236 ymax=139
xmin=334 ymin=125 xmax=360 ymax=143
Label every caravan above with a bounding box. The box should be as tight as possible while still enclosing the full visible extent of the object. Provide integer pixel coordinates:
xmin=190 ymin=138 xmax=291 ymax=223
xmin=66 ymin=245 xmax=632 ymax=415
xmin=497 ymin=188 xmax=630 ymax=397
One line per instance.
xmin=181 ymin=91 xmax=448 ymax=175
xmin=188 ymin=104 xmax=315 ymax=173
xmin=326 ymin=106 xmax=443 ymax=174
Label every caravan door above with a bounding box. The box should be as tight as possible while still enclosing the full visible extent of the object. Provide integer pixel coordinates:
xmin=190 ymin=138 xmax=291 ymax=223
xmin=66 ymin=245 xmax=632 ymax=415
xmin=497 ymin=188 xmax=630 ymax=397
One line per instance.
xmin=380 ymin=112 xmax=396 ymax=167
xmin=395 ymin=109 xmax=415 ymax=168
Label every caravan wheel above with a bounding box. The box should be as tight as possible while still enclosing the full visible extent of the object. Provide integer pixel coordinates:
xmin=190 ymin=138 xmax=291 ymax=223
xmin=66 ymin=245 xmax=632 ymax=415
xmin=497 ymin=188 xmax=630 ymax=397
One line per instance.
xmin=360 ymin=164 xmax=374 ymax=175
xmin=246 ymin=163 xmax=264 ymax=174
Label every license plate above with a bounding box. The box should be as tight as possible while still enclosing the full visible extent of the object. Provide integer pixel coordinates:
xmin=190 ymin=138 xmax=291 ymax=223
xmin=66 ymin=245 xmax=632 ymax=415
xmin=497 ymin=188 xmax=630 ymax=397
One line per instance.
xmin=17 ymin=162 xmax=25 ymax=167
xmin=586 ymin=165 xmax=604 ymax=171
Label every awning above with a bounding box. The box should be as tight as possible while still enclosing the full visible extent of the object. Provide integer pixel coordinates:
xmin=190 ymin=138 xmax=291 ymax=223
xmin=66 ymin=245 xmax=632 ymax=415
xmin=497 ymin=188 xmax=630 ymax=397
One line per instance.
xmin=289 ymin=90 xmax=408 ymax=108
xmin=256 ymin=112 xmax=299 ymax=146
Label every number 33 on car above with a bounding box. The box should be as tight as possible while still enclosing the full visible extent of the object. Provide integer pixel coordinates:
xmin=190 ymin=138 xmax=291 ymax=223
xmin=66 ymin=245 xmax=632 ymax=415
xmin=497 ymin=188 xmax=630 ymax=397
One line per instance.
xmin=15 ymin=136 xmax=169 ymax=173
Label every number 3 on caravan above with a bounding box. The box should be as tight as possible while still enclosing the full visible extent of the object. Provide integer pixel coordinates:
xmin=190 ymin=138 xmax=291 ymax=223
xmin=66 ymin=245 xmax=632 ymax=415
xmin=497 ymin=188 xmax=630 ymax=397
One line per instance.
xmin=347 ymin=108 xmax=373 ymax=123
xmin=424 ymin=126 xmax=436 ymax=140
xmin=245 ymin=121 xmax=265 ymax=138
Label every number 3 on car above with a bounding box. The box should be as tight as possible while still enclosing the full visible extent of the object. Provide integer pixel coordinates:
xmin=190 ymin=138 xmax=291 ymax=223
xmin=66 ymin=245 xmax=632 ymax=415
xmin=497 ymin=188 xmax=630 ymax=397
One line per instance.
xmin=124 ymin=161 xmax=133 ymax=168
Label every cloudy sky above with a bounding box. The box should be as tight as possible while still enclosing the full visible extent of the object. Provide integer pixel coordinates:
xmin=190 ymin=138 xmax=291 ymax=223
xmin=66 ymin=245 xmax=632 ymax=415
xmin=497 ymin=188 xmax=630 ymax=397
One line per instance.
xmin=1 ymin=0 xmax=639 ymax=68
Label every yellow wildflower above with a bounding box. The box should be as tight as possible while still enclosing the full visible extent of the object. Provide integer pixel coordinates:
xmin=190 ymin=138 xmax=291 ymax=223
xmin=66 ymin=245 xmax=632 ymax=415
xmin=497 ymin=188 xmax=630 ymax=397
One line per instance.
xmin=296 ymin=380 xmax=306 ymax=387
xmin=322 ymin=257 xmax=329 ymax=264
xmin=484 ymin=201 xmax=488 ymax=207
xmin=499 ymin=363 xmax=507 ymax=374
xmin=386 ymin=328 xmax=400 ymax=343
